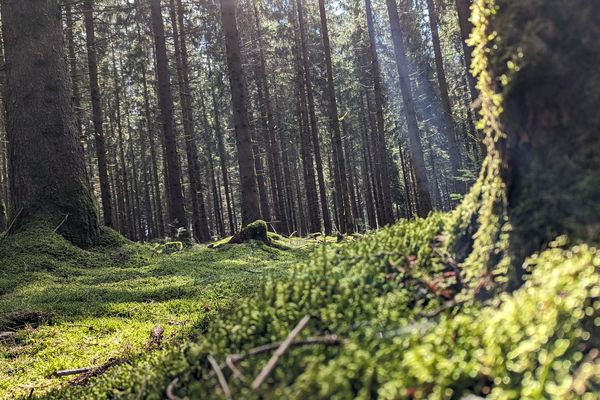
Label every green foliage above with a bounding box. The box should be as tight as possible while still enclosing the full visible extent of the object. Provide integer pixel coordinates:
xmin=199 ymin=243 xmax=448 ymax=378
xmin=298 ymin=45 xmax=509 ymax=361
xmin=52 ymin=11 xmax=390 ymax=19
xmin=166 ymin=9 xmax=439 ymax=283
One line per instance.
xmin=0 ymin=226 xmax=309 ymax=399
xmin=37 ymin=213 xmax=599 ymax=400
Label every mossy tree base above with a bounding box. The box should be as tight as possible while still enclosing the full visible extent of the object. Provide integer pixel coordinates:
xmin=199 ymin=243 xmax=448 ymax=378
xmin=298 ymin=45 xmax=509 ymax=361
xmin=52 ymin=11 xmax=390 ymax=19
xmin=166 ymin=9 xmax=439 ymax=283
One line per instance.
xmin=228 ymin=220 xmax=271 ymax=245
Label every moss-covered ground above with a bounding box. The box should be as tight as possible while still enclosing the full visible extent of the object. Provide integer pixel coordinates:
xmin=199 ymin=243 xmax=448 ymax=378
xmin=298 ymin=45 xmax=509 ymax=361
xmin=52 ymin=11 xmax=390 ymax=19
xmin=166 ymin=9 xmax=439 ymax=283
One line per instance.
xmin=9 ymin=214 xmax=596 ymax=400
xmin=0 ymin=224 xmax=314 ymax=399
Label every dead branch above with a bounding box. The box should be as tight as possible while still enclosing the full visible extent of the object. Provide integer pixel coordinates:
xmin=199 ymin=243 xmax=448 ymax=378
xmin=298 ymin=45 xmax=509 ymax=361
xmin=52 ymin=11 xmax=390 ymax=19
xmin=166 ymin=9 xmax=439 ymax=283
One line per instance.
xmin=53 ymin=213 xmax=70 ymax=233
xmin=54 ymin=367 xmax=91 ymax=377
xmin=208 ymin=355 xmax=232 ymax=400
xmin=251 ymin=315 xmax=311 ymax=390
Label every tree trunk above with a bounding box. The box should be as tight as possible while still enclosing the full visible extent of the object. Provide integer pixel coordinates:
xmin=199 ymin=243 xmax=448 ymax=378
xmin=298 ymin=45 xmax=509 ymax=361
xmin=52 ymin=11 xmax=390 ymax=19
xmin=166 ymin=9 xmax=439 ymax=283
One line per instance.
xmin=454 ymin=0 xmax=477 ymax=102
xmin=364 ymin=0 xmax=394 ymax=225
xmin=295 ymin=0 xmax=331 ymax=235
xmin=150 ymin=0 xmax=189 ymax=240
xmin=318 ymin=0 xmax=354 ymax=234
xmin=169 ymin=0 xmax=211 ymax=242
xmin=219 ymin=0 xmax=262 ymax=227
xmin=83 ymin=0 xmax=113 ymax=228
xmin=426 ymin=0 xmax=463 ymax=198
xmin=385 ymin=0 xmax=432 ymax=217
xmin=486 ymin=0 xmax=600 ymax=277
xmin=2 ymin=0 xmax=100 ymax=246
xmin=252 ymin=1 xmax=289 ymax=234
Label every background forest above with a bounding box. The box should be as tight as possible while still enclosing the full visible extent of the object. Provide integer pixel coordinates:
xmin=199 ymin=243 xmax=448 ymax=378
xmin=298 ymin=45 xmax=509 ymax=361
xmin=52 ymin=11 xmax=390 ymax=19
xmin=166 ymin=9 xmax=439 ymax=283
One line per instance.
xmin=0 ymin=0 xmax=482 ymax=239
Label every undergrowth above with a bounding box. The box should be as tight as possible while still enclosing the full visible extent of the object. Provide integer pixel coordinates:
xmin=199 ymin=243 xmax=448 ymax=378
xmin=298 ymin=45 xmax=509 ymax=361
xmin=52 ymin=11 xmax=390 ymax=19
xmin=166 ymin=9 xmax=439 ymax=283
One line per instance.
xmin=38 ymin=214 xmax=600 ymax=399
xmin=0 ymin=223 xmax=311 ymax=399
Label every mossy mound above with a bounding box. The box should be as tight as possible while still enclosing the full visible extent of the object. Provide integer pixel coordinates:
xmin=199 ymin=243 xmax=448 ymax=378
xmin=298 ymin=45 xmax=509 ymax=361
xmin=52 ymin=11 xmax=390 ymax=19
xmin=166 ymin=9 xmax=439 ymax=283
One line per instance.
xmin=40 ymin=213 xmax=600 ymax=399
xmin=229 ymin=220 xmax=270 ymax=245
xmin=0 ymin=222 xmax=311 ymax=399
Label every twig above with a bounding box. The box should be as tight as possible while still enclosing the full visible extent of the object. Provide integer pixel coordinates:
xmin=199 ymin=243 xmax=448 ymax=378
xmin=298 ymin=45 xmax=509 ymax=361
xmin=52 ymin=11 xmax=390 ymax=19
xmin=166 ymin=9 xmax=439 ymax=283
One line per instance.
xmin=417 ymin=299 xmax=466 ymax=318
xmin=208 ymin=355 xmax=232 ymax=400
xmin=165 ymin=377 xmax=182 ymax=400
xmin=225 ymin=354 xmax=245 ymax=380
xmin=251 ymin=315 xmax=311 ymax=389
xmin=206 ymin=335 xmax=341 ymax=381
xmin=53 ymin=213 xmax=70 ymax=233
xmin=0 ymin=207 xmax=22 ymax=241
xmin=54 ymin=367 xmax=91 ymax=377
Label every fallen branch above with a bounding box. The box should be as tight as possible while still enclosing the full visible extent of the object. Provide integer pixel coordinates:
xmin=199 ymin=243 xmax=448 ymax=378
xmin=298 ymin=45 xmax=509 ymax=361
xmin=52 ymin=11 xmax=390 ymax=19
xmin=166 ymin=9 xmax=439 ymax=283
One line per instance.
xmin=208 ymin=355 xmax=232 ymax=400
xmin=54 ymin=368 xmax=91 ymax=377
xmin=0 ymin=207 xmax=22 ymax=241
xmin=53 ymin=213 xmax=70 ymax=233
xmin=251 ymin=315 xmax=311 ymax=390
xmin=165 ymin=377 xmax=182 ymax=400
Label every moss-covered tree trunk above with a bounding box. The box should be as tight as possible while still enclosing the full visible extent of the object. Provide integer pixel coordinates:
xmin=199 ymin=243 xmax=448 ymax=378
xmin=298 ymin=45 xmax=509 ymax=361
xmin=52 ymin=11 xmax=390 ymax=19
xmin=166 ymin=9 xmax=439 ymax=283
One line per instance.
xmin=494 ymin=0 xmax=600 ymax=274
xmin=1 ymin=0 xmax=100 ymax=246
xmin=462 ymin=0 xmax=600 ymax=288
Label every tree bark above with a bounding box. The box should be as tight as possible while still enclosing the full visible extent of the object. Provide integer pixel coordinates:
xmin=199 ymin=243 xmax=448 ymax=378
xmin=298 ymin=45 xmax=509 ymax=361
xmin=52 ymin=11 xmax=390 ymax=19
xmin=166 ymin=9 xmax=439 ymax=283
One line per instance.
xmin=252 ymin=1 xmax=289 ymax=234
xmin=150 ymin=0 xmax=189 ymax=239
xmin=2 ymin=0 xmax=100 ymax=246
xmin=219 ymin=0 xmax=262 ymax=227
xmin=488 ymin=0 xmax=600 ymax=275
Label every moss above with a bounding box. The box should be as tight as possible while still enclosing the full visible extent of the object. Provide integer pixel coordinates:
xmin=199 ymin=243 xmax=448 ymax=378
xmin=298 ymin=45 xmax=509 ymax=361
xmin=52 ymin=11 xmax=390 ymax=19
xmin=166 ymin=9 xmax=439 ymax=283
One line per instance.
xmin=228 ymin=220 xmax=270 ymax=245
xmin=0 ymin=227 xmax=310 ymax=399
xmin=36 ymin=214 xmax=599 ymax=399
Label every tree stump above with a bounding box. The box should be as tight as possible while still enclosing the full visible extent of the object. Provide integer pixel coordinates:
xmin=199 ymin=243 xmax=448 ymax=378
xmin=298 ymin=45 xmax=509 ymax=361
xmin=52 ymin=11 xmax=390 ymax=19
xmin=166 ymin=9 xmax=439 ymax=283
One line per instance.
xmin=228 ymin=220 xmax=270 ymax=245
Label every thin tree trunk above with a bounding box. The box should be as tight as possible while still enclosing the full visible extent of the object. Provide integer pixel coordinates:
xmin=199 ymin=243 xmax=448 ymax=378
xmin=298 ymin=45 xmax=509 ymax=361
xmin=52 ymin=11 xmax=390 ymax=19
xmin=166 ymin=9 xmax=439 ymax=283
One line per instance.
xmin=426 ymin=0 xmax=463 ymax=198
xmin=150 ymin=0 xmax=189 ymax=239
xmin=385 ymin=0 xmax=433 ymax=216
xmin=290 ymin=5 xmax=321 ymax=233
xmin=169 ymin=0 xmax=210 ymax=242
xmin=252 ymin=1 xmax=289 ymax=234
xmin=83 ymin=0 xmax=113 ymax=227
xmin=318 ymin=0 xmax=353 ymax=234
xmin=295 ymin=0 xmax=331 ymax=234
xmin=364 ymin=0 xmax=395 ymax=224
xmin=219 ymin=0 xmax=262 ymax=227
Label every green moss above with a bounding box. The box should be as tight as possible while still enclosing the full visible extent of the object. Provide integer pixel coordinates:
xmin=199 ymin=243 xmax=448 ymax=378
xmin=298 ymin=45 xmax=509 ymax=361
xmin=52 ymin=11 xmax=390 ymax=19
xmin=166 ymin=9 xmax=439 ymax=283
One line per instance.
xmin=36 ymin=214 xmax=599 ymax=399
xmin=0 ymin=228 xmax=310 ymax=399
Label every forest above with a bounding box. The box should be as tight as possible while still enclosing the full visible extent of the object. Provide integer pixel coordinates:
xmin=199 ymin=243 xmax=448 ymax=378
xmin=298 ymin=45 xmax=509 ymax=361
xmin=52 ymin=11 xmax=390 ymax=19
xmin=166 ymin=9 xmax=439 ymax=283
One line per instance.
xmin=0 ymin=0 xmax=598 ymax=398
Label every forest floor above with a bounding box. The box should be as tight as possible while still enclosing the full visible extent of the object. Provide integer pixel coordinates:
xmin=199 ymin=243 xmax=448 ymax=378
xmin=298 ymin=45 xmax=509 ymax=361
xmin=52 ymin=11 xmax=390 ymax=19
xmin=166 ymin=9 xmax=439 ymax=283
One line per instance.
xmin=1 ymin=217 xmax=598 ymax=399
xmin=0 ymin=225 xmax=318 ymax=399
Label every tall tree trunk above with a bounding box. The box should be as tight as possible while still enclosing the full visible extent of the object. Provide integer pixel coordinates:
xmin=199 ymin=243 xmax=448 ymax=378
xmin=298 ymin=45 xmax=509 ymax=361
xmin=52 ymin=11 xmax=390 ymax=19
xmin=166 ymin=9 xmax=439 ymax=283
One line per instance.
xmin=252 ymin=1 xmax=288 ymax=234
xmin=83 ymin=0 xmax=113 ymax=227
xmin=295 ymin=0 xmax=331 ymax=234
xmin=219 ymin=0 xmax=262 ymax=227
xmin=112 ymin=46 xmax=135 ymax=239
xmin=454 ymin=0 xmax=477 ymax=102
xmin=150 ymin=0 xmax=189 ymax=239
xmin=65 ymin=5 xmax=92 ymax=183
xmin=364 ymin=0 xmax=394 ymax=225
xmin=169 ymin=0 xmax=211 ymax=242
xmin=2 ymin=0 xmax=100 ymax=245
xmin=483 ymin=0 xmax=600 ymax=277
xmin=426 ymin=0 xmax=463 ymax=198
xmin=385 ymin=0 xmax=432 ymax=216
xmin=318 ymin=0 xmax=353 ymax=234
